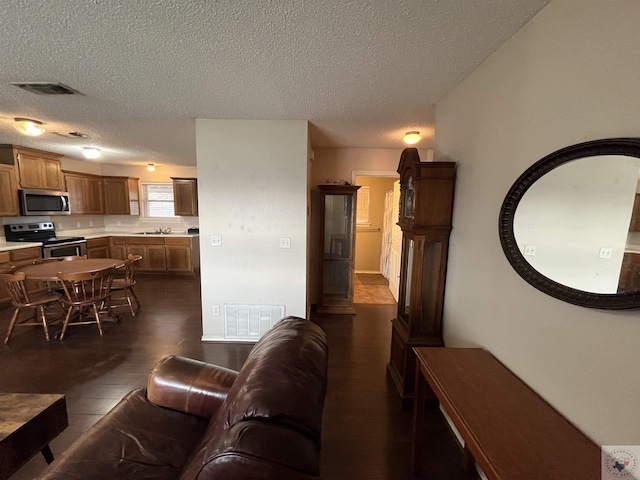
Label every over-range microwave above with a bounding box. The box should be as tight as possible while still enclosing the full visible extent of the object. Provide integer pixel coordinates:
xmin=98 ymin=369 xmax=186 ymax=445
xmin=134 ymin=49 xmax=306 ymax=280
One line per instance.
xmin=19 ymin=189 xmax=71 ymax=216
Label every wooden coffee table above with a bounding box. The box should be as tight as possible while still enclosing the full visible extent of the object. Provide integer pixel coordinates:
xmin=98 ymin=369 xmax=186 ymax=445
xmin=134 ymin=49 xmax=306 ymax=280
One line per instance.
xmin=0 ymin=393 xmax=68 ymax=479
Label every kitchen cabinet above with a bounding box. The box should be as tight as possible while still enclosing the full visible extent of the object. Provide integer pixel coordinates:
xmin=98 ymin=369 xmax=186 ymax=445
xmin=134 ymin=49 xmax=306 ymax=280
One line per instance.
xmin=316 ymin=184 xmax=360 ymax=314
xmin=127 ymin=237 xmax=167 ymax=271
xmin=387 ymin=149 xmax=456 ymax=407
xmin=86 ymin=237 xmax=109 ymax=259
xmin=0 ymin=145 xmax=64 ymax=190
xmin=0 ymin=247 xmax=43 ymax=307
xmin=0 ymin=163 xmax=19 ymax=216
xmin=171 ymin=177 xmax=198 ymax=216
xmin=166 ymin=237 xmax=193 ymax=272
xmin=64 ymin=171 xmax=105 ymax=214
xmin=109 ymin=237 xmax=127 ymax=260
xmin=108 ymin=236 xmax=196 ymax=273
xmin=103 ymin=176 xmax=139 ymax=215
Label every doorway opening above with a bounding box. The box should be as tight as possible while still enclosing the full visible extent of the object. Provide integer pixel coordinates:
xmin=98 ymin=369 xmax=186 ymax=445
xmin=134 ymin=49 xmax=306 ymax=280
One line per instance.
xmin=352 ymin=172 xmax=401 ymax=305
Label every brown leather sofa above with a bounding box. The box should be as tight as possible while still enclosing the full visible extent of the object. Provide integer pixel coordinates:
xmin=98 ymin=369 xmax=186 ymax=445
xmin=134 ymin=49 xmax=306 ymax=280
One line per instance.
xmin=38 ymin=317 xmax=328 ymax=479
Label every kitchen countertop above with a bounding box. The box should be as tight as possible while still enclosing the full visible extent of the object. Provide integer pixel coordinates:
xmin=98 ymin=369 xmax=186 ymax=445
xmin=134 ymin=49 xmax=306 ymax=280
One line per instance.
xmin=0 ymin=241 xmax=43 ymax=252
xmin=0 ymin=231 xmax=199 ymax=252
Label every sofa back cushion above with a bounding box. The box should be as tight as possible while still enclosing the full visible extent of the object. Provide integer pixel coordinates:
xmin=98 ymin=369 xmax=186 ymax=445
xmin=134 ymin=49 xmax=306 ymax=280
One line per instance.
xmin=180 ymin=317 xmax=328 ymax=479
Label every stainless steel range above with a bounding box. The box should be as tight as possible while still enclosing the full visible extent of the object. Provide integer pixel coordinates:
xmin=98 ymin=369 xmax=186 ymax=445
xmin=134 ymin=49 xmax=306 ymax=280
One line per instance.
xmin=4 ymin=222 xmax=87 ymax=259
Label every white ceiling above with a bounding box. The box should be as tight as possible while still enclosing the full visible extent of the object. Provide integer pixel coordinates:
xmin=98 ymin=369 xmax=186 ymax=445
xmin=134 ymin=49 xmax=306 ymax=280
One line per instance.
xmin=0 ymin=0 xmax=550 ymax=167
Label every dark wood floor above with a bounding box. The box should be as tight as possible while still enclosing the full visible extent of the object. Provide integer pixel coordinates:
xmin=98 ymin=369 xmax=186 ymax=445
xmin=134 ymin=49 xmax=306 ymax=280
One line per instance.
xmin=0 ymin=274 xmax=436 ymax=479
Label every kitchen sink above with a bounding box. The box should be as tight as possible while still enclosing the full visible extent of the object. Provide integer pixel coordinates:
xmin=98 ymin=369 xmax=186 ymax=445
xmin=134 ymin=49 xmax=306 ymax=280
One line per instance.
xmin=136 ymin=231 xmax=174 ymax=235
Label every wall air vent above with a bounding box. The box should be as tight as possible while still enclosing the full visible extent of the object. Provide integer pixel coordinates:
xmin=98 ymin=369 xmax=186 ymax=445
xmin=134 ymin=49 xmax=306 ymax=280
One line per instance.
xmin=10 ymin=82 xmax=83 ymax=95
xmin=224 ymin=304 xmax=285 ymax=341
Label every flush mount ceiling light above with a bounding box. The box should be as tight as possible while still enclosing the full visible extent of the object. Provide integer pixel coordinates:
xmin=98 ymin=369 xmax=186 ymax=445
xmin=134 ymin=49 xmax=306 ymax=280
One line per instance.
xmin=81 ymin=147 xmax=101 ymax=159
xmin=147 ymin=163 xmax=156 ymax=172
xmin=403 ymin=131 xmax=421 ymax=145
xmin=14 ymin=118 xmax=45 ymax=136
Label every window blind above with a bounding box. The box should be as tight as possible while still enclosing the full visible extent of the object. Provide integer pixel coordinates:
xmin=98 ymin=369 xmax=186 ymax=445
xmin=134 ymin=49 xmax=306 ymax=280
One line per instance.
xmin=142 ymin=183 xmax=177 ymax=218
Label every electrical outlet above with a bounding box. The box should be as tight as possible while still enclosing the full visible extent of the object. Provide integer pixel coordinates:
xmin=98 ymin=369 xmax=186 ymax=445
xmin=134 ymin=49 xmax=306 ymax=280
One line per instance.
xmin=212 ymin=305 xmax=220 ymax=315
xmin=279 ymin=237 xmax=291 ymax=249
xmin=76 ymin=221 xmax=81 ymax=228
xmin=599 ymin=247 xmax=613 ymax=259
xmin=211 ymin=235 xmax=222 ymax=246
xmin=524 ymin=245 xmax=536 ymax=256
xmin=89 ymin=220 xmax=94 ymax=227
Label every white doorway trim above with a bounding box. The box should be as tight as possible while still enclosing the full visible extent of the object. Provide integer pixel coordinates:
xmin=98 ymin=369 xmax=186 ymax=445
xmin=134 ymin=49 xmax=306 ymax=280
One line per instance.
xmin=351 ymin=170 xmax=398 ymax=185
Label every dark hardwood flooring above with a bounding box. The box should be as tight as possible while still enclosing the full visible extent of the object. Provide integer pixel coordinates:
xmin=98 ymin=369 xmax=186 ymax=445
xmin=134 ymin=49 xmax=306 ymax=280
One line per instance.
xmin=0 ymin=274 xmax=455 ymax=479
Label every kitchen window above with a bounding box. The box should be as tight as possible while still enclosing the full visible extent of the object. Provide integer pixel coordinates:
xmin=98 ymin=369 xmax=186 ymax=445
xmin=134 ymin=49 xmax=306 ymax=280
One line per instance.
xmin=141 ymin=183 xmax=178 ymax=219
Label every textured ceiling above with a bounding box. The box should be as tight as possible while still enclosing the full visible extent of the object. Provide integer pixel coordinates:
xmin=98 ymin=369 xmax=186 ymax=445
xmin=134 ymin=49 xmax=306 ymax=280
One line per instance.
xmin=0 ymin=0 xmax=550 ymax=166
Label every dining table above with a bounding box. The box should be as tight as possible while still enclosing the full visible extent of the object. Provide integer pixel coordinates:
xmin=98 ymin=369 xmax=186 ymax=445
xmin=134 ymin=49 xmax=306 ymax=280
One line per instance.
xmin=17 ymin=258 xmax=126 ymax=281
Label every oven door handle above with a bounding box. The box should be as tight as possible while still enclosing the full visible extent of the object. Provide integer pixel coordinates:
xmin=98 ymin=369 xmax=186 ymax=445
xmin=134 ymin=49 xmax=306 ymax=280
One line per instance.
xmin=44 ymin=240 xmax=87 ymax=249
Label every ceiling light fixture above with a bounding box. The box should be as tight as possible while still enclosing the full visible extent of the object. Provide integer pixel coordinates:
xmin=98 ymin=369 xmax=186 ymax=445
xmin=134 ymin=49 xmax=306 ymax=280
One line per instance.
xmin=14 ymin=118 xmax=45 ymax=136
xmin=147 ymin=163 xmax=156 ymax=172
xmin=403 ymin=131 xmax=421 ymax=145
xmin=81 ymin=147 xmax=101 ymax=159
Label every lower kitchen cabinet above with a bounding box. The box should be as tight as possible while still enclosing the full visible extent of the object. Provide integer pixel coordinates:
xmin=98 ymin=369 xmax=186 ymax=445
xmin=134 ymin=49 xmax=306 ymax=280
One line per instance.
xmin=86 ymin=237 xmax=109 ymax=258
xmin=166 ymin=238 xmax=193 ymax=272
xmin=0 ymin=246 xmax=43 ymax=307
xmin=108 ymin=236 xmax=195 ymax=274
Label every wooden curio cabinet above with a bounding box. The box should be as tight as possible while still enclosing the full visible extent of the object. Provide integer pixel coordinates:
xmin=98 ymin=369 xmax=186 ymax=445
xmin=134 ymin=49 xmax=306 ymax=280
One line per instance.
xmin=317 ymin=184 xmax=360 ymax=314
xmin=387 ymin=148 xmax=456 ymax=407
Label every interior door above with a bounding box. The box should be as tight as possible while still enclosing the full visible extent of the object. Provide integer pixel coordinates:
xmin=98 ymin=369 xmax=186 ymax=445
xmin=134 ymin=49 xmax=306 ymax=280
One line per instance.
xmin=388 ymin=180 xmax=402 ymax=301
xmin=380 ymin=189 xmax=393 ymax=278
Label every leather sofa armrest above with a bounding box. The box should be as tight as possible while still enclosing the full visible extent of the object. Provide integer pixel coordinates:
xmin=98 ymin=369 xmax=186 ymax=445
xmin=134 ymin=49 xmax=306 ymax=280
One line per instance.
xmin=147 ymin=355 xmax=238 ymax=419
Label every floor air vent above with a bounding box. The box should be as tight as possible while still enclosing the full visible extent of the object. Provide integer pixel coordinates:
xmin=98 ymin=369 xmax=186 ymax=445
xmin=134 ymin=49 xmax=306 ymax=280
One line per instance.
xmin=10 ymin=82 xmax=83 ymax=95
xmin=224 ymin=304 xmax=285 ymax=341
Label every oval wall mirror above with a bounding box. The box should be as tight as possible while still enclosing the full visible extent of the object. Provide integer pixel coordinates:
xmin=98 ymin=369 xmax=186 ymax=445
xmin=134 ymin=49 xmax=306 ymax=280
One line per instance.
xmin=499 ymin=138 xmax=640 ymax=309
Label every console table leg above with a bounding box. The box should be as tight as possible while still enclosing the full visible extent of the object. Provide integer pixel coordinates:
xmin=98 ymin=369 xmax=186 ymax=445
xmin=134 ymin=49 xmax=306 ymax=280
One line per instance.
xmin=41 ymin=445 xmax=54 ymax=464
xmin=412 ymin=366 xmax=427 ymax=474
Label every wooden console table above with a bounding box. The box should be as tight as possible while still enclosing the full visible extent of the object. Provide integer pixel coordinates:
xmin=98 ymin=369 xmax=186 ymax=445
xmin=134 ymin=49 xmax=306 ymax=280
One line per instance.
xmin=412 ymin=348 xmax=600 ymax=479
xmin=0 ymin=393 xmax=68 ymax=479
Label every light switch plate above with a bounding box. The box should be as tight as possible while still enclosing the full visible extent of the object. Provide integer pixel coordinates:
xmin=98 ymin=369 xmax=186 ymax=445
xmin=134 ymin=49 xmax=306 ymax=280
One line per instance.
xmin=279 ymin=237 xmax=291 ymax=249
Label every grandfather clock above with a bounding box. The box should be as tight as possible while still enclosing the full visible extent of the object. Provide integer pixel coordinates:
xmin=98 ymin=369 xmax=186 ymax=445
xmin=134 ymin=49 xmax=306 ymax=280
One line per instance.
xmin=387 ymin=148 xmax=456 ymax=407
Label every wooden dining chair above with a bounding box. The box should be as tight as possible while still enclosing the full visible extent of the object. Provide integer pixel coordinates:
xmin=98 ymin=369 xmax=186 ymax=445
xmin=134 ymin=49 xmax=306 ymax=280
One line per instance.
xmin=0 ymin=271 xmax=63 ymax=344
xmin=110 ymin=254 xmax=142 ymax=316
xmin=57 ymin=266 xmax=116 ymax=340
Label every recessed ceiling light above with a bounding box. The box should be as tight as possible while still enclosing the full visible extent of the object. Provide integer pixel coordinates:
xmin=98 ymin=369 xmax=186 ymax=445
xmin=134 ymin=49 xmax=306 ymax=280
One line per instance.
xmin=14 ymin=118 xmax=45 ymax=136
xmin=403 ymin=131 xmax=421 ymax=145
xmin=69 ymin=131 xmax=88 ymax=138
xmin=82 ymin=147 xmax=101 ymax=159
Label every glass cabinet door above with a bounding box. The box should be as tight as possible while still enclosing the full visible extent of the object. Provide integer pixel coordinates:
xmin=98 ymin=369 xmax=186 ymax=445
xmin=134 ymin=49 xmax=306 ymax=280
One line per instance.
xmin=323 ymin=194 xmax=352 ymax=301
xmin=398 ymin=237 xmax=414 ymax=325
xmin=317 ymin=185 xmax=359 ymax=314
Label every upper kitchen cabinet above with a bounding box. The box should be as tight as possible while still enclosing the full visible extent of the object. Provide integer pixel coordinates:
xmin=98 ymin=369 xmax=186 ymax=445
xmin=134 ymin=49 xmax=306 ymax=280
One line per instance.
xmin=103 ymin=176 xmax=140 ymax=215
xmin=64 ymin=171 xmax=105 ymax=214
xmin=0 ymin=163 xmax=19 ymax=216
xmin=171 ymin=177 xmax=198 ymax=216
xmin=0 ymin=145 xmax=64 ymax=190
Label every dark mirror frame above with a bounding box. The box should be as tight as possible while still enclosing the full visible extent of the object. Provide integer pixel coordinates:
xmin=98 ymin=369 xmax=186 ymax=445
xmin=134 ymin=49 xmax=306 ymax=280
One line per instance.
xmin=499 ymin=138 xmax=640 ymax=309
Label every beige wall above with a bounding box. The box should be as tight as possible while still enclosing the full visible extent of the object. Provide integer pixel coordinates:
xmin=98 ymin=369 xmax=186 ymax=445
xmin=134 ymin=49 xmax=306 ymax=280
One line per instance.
xmin=435 ymin=0 xmax=640 ymax=444
xmin=196 ymin=119 xmax=309 ymax=340
xmin=354 ymin=176 xmax=396 ymax=272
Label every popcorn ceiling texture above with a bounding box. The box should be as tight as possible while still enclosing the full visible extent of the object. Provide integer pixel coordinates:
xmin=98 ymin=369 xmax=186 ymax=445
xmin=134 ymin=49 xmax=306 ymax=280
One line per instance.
xmin=0 ymin=0 xmax=549 ymax=165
